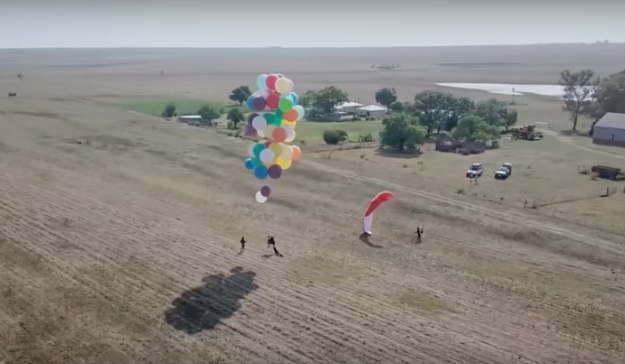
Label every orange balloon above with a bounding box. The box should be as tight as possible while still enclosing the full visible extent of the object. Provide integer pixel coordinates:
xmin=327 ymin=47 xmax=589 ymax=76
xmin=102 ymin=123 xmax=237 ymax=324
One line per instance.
xmin=292 ymin=145 xmax=302 ymax=161
xmin=272 ymin=127 xmax=287 ymax=143
xmin=284 ymin=109 xmax=298 ymax=122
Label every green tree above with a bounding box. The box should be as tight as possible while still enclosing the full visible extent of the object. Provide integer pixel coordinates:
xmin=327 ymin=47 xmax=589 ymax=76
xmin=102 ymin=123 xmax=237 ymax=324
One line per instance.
xmin=322 ymin=129 xmax=348 ymax=145
xmin=389 ymin=101 xmax=404 ymax=112
xmin=558 ymin=69 xmax=594 ymax=131
xmin=380 ymin=113 xmax=427 ymax=152
xmin=413 ymin=90 xmax=454 ymax=136
xmin=375 ymin=88 xmax=398 ymax=111
xmin=445 ymin=97 xmax=475 ymax=131
xmin=452 ymin=115 xmax=501 ymax=142
xmin=313 ymin=86 xmax=349 ymax=114
xmin=227 ymin=108 xmax=245 ymax=130
xmin=229 ymin=86 xmax=252 ymax=105
xmin=299 ymin=90 xmax=317 ymax=108
xmin=161 ymin=102 xmax=176 ymax=118
xmin=503 ymin=109 xmax=518 ymax=131
xmin=584 ymin=69 xmax=625 ymax=133
xmin=474 ymin=98 xmax=508 ymax=127
xmin=197 ymin=104 xmax=222 ymax=126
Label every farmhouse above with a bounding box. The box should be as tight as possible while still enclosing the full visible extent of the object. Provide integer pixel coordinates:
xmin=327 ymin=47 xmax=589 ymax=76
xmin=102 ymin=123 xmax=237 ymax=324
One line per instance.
xmin=358 ymin=104 xmax=387 ymax=118
xmin=178 ymin=115 xmax=202 ymax=124
xmin=335 ymin=101 xmax=363 ymax=113
xmin=592 ymin=112 xmax=625 ymax=147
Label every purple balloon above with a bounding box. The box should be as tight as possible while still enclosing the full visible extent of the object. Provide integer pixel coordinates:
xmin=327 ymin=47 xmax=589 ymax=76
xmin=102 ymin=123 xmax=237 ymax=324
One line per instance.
xmin=260 ymin=185 xmax=271 ymax=197
xmin=268 ymin=164 xmax=282 ymax=179
xmin=245 ymin=122 xmax=257 ymax=137
xmin=252 ymin=97 xmax=266 ymax=112
xmin=247 ymin=113 xmax=258 ymax=123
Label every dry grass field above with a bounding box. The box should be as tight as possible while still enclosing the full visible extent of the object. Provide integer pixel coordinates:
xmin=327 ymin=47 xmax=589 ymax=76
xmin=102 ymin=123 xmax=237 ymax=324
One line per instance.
xmin=1 ymin=44 xmax=625 ymax=364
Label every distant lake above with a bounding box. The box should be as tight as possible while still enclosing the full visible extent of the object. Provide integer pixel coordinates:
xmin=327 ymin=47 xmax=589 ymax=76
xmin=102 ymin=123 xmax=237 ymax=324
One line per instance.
xmin=437 ymin=83 xmax=565 ymax=97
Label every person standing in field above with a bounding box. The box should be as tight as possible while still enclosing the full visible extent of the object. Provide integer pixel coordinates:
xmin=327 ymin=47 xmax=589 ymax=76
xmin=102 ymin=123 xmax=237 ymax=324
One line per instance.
xmin=415 ymin=226 xmax=424 ymax=244
xmin=267 ymin=236 xmax=283 ymax=257
xmin=239 ymin=237 xmax=247 ymax=254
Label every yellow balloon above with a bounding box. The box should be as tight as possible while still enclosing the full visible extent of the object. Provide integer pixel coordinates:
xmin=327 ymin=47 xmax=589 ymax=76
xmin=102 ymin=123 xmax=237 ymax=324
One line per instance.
xmin=276 ymin=157 xmax=292 ymax=170
xmin=269 ymin=142 xmax=282 ymax=157
xmin=283 ymin=120 xmax=297 ymax=129
xmin=280 ymin=143 xmax=293 ymax=160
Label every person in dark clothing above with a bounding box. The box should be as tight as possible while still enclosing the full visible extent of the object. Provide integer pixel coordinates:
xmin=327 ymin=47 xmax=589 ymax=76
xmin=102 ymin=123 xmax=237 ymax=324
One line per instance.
xmin=239 ymin=237 xmax=246 ymax=253
xmin=267 ymin=236 xmax=283 ymax=257
xmin=415 ymin=226 xmax=424 ymax=244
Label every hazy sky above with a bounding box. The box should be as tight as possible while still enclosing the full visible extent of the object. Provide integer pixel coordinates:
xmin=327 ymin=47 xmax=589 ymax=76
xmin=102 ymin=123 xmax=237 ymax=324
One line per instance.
xmin=2 ymin=0 xmax=624 ymax=48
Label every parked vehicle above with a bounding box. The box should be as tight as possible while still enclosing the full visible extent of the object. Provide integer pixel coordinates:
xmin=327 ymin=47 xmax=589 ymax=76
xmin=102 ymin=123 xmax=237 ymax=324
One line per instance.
xmin=466 ymin=163 xmax=484 ymax=178
xmin=495 ymin=163 xmax=512 ymax=180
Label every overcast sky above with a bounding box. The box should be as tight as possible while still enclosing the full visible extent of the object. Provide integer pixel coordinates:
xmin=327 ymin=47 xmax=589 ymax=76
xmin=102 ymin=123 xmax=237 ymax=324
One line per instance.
xmin=2 ymin=0 xmax=624 ymax=48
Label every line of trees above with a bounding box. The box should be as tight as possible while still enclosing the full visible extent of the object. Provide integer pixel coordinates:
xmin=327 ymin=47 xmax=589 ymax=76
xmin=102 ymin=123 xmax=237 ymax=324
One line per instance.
xmin=378 ymin=90 xmax=517 ymax=152
xmin=161 ymin=102 xmax=245 ymax=129
xmin=558 ymin=68 xmax=625 ymax=132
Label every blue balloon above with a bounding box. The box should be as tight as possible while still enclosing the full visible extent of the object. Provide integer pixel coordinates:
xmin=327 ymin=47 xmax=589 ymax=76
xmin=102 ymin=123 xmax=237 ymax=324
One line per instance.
xmin=246 ymin=96 xmax=255 ymax=110
xmin=244 ymin=158 xmax=254 ymax=170
xmin=254 ymin=165 xmax=268 ymax=180
xmin=290 ymin=92 xmax=299 ymax=105
xmin=256 ymin=74 xmax=268 ymax=91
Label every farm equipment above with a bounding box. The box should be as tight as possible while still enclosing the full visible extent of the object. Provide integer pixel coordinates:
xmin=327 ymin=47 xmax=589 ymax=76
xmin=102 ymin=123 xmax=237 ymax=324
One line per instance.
xmin=591 ymin=165 xmax=625 ymax=180
xmin=510 ymin=124 xmax=543 ymax=141
xmin=8 ymin=92 xmax=16 ymax=97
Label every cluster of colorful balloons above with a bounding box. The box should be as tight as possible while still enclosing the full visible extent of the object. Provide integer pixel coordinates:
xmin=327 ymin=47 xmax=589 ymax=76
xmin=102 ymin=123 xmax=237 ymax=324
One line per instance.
xmin=244 ymin=73 xmax=304 ymax=203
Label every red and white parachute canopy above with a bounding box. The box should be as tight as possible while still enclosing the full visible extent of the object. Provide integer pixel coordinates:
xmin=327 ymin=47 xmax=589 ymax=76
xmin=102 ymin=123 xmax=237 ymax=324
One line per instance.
xmin=363 ymin=191 xmax=395 ymax=235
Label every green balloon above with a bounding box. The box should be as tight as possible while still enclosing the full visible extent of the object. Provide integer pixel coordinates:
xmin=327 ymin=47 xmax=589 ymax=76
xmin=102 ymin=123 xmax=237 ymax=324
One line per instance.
xmin=275 ymin=109 xmax=284 ymax=121
xmin=253 ymin=143 xmax=265 ymax=157
xmin=251 ymin=157 xmax=263 ymax=167
xmin=279 ymin=98 xmax=294 ymax=112
xmin=264 ymin=112 xmax=276 ymax=125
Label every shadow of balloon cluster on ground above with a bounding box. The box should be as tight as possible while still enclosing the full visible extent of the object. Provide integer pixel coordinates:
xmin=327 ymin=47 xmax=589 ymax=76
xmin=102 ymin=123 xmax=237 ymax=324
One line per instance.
xmin=359 ymin=233 xmax=383 ymax=248
xmin=164 ymin=266 xmax=259 ymax=334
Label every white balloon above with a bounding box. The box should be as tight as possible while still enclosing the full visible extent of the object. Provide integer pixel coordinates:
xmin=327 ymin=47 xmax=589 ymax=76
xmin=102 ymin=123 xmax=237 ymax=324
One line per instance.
xmin=259 ymin=149 xmax=275 ymax=164
xmin=257 ymin=128 xmax=265 ymax=138
xmin=255 ymin=191 xmax=267 ymax=203
xmin=281 ymin=144 xmax=293 ymax=160
xmin=283 ymin=125 xmax=295 ymax=143
xmin=252 ymin=115 xmax=267 ymax=131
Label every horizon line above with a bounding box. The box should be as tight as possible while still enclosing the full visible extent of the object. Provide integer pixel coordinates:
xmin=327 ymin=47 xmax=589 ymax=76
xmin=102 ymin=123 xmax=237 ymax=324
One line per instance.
xmin=0 ymin=42 xmax=623 ymax=51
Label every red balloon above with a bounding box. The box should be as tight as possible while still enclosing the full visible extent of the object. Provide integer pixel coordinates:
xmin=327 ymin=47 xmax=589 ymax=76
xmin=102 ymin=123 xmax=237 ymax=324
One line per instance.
xmin=266 ymin=74 xmax=279 ymax=90
xmin=264 ymin=141 xmax=271 ymax=147
xmin=284 ymin=109 xmax=298 ymax=122
xmin=266 ymin=91 xmax=280 ymax=110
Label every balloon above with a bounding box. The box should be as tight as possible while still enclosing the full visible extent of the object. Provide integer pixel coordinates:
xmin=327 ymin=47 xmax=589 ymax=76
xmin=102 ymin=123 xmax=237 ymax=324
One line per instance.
xmin=268 ymin=164 xmax=283 ymax=179
xmin=283 ymin=125 xmax=296 ymax=143
xmin=274 ymin=109 xmax=284 ymax=124
xmin=266 ymin=74 xmax=279 ymax=90
xmin=259 ymin=149 xmax=276 ymax=164
xmin=244 ymin=158 xmax=254 ymax=170
xmin=275 ymin=78 xmax=294 ymax=94
xmin=254 ymin=165 xmax=268 ymax=179
xmin=294 ymin=105 xmax=305 ymax=120
xmin=269 ymin=142 xmax=282 ymax=157
xmin=292 ymin=145 xmax=301 ymax=161
xmin=272 ymin=127 xmax=287 ymax=143
xmin=260 ymin=185 xmax=271 ymax=197
xmin=266 ymin=91 xmax=280 ymax=110
xmin=279 ymin=98 xmax=294 ymax=112
xmin=280 ymin=144 xmax=293 ymax=160
xmin=253 ymin=142 xmax=265 ymax=157
xmin=264 ymin=112 xmax=276 ymax=125
xmin=246 ymin=122 xmax=256 ymax=137
xmin=252 ymin=97 xmax=266 ymax=112
xmin=255 ymin=190 xmax=268 ymax=203
xmin=264 ymin=140 xmax=272 ymax=147
xmin=276 ymin=157 xmax=292 ymax=170
xmin=290 ymin=92 xmax=299 ymax=105
xmin=246 ymin=96 xmax=255 ymax=110
xmin=256 ymin=74 xmax=268 ymax=91
xmin=247 ymin=113 xmax=258 ymax=123
xmin=265 ymin=125 xmax=276 ymax=140
xmin=252 ymin=115 xmax=267 ymax=131
xmin=284 ymin=109 xmax=298 ymax=122
xmin=251 ymin=157 xmax=263 ymax=167
xmin=257 ymin=128 xmax=265 ymax=138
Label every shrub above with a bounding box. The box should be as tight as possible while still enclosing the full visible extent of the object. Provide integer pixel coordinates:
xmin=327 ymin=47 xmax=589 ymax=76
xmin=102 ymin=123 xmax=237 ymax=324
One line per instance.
xmin=358 ymin=132 xmax=374 ymax=142
xmin=323 ymin=129 xmax=348 ymax=145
